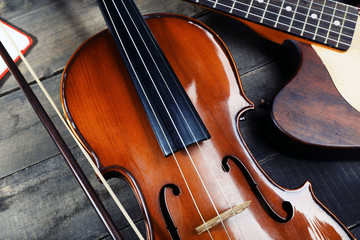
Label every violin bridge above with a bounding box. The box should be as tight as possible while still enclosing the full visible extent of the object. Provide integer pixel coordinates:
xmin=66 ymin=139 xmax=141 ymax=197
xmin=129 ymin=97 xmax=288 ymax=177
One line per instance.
xmin=196 ymin=201 xmax=252 ymax=235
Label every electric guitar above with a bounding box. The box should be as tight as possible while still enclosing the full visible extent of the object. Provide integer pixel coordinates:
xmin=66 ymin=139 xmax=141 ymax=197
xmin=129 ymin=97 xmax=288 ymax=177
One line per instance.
xmin=184 ymin=0 xmax=360 ymax=148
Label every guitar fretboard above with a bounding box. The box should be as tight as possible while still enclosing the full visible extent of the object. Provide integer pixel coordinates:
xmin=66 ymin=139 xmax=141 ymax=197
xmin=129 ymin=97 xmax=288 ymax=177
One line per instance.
xmin=187 ymin=0 xmax=359 ymax=51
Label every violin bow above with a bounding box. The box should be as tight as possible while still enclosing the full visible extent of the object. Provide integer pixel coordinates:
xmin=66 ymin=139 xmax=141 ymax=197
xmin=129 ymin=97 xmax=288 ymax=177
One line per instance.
xmin=0 ymin=21 xmax=144 ymax=240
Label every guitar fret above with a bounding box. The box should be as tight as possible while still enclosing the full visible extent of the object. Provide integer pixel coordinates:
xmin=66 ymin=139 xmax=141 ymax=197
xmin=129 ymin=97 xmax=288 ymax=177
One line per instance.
xmin=263 ymin=0 xmax=282 ymax=26
xmin=248 ymin=0 xmax=266 ymax=22
xmin=301 ymin=0 xmax=314 ymax=36
xmin=336 ymin=5 xmax=349 ymax=48
xmin=274 ymin=0 xmax=285 ymax=28
xmin=232 ymin=0 xmax=255 ymax=19
xmin=245 ymin=0 xmax=255 ymax=18
xmin=276 ymin=0 xmax=296 ymax=32
xmin=292 ymin=0 xmax=315 ymax=39
xmin=230 ymin=0 xmax=236 ymax=13
xmin=299 ymin=0 xmax=327 ymax=40
xmin=324 ymin=1 xmax=337 ymax=44
xmin=340 ymin=6 xmax=358 ymax=49
xmin=315 ymin=0 xmax=334 ymax=43
xmin=260 ymin=0 xmax=270 ymax=23
xmin=288 ymin=0 xmax=301 ymax=32
xmin=312 ymin=0 xmax=327 ymax=40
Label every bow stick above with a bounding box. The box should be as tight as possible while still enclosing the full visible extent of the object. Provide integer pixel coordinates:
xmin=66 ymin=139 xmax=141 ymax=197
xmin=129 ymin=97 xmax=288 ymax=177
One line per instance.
xmin=0 ymin=19 xmax=145 ymax=239
xmin=0 ymin=40 xmax=124 ymax=239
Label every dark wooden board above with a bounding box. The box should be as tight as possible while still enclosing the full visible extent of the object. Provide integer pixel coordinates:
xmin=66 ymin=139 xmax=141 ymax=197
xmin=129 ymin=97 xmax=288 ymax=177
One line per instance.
xmin=0 ymin=0 xmax=359 ymax=239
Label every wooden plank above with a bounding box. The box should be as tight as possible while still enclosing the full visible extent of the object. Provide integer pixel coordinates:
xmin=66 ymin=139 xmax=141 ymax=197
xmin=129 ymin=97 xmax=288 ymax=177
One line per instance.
xmin=351 ymin=226 xmax=360 ymax=239
xmin=0 ymin=146 xmax=146 ymax=239
xmin=0 ymin=0 xmax=359 ymax=239
xmin=0 ymin=75 xmax=77 ymax=178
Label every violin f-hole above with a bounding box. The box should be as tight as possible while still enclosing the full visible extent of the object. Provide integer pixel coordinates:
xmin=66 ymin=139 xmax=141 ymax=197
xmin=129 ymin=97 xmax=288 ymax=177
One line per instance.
xmin=159 ymin=184 xmax=181 ymax=240
xmin=222 ymin=156 xmax=293 ymax=223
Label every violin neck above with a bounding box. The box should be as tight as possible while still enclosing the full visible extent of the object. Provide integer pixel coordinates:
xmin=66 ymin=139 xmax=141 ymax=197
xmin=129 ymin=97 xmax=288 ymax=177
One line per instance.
xmin=96 ymin=0 xmax=210 ymax=156
xmin=186 ymin=0 xmax=358 ymax=51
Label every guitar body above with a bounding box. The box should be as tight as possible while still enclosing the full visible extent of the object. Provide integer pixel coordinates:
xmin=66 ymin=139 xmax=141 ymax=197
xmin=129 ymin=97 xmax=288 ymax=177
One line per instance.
xmin=272 ymin=39 xmax=360 ymax=147
xmin=183 ymin=0 xmax=360 ymax=147
xmin=236 ymin=18 xmax=360 ymax=148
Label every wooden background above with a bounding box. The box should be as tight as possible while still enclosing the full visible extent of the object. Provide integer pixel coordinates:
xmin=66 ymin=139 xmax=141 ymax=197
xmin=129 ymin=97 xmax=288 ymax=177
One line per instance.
xmin=0 ymin=0 xmax=359 ymax=239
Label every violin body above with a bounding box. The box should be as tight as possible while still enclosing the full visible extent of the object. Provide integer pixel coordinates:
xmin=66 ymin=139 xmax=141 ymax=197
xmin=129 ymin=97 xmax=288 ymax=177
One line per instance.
xmin=61 ymin=14 xmax=354 ymax=239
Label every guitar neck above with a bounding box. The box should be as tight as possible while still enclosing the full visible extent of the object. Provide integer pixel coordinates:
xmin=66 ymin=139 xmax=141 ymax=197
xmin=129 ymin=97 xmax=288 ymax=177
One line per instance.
xmin=186 ymin=0 xmax=359 ymax=51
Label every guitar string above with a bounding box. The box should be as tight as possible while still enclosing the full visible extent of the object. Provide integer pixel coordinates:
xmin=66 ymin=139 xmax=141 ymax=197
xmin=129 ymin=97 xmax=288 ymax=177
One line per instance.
xmin=0 ymin=22 xmax=145 ymax=240
xmin=234 ymin=0 xmax=359 ymax=38
xmin=201 ymin=0 xmax=356 ymax=47
xmin=209 ymin=0 xmax=355 ymax=40
xmin=209 ymin=2 xmax=353 ymax=47
xmin=223 ymin=0 xmax=360 ymax=50
xmin=104 ymin=0 xmax=228 ymax=239
xmin=202 ymin=0 xmax=360 ymax=50
xmin=203 ymin=0 xmax=357 ymax=28
xmin=119 ymin=1 xmax=248 ymax=239
xmin=210 ymin=0 xmax=359 ymax=20
xmin=238 ymin=0 xmax=358 ymax=20
xmin=242 ymin=0 xmax=358 ymax=31
xmin=281 ymin=0 xmax=357 ymax=17
xmin=312 ymin=0 xmax=328 ymax=40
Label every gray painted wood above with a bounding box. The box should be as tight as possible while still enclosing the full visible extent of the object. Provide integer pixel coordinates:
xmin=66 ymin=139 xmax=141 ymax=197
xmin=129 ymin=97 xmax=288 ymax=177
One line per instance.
xmin=0 ymin=0 xmax=359 ymax=239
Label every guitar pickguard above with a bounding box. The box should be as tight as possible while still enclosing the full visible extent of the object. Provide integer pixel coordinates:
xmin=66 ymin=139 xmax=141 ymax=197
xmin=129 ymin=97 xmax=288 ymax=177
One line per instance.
xmin=313 ymin=22 xmax=360 ymax=113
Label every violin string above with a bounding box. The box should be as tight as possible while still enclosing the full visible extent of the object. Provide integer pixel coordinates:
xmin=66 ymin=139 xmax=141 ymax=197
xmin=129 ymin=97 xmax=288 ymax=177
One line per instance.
xmin=121 ymin=0 xmax=239 ymax=218
xmin=0 ymin=21 xmax=145 ymax=240
xmin=126 ymin=4 xmax=249 ymax=239
xmin=202 ymin=0 xmax=357 ymax=47
xmin=102 ymin=1 xmax=217 ymax=238
xmin=123 ymin=0 xmax=248 ymax=236
xmin=114 ymin=0 xmax=254 ymax=238
xmin=107 ymin=0 xmax=243 ymax=238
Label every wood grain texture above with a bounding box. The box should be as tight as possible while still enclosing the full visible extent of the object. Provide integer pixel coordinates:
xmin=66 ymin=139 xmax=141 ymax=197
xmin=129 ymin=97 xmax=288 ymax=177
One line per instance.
xmin=0 ymin=0 xmax=359 ymax=239
xmin=272 ymin=41 xmax=360 ymax=147
xmin=61 ymin=14 xmax=354 ymax=239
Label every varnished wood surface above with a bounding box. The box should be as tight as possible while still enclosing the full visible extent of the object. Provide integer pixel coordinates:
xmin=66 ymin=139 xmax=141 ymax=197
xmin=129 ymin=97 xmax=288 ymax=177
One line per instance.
xmin=61 ymin=13 xmax=354 ymax=239
xmin=0 ymin=0 xmax=359 ymax=239
xmin=272 ymin=40 xmax=360 ymax=147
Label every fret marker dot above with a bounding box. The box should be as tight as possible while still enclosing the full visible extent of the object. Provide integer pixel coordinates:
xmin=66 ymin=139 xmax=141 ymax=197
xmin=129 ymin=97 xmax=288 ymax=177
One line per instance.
xmin=285 ymin=6 xmax=292 ymax=12
xmin=310 ymin=13 xmax=317 ymax=19
xmin=257 ymin=0 xmax=264 ymax=3
xmin=334 ymin=20 xmax=340 ymax=26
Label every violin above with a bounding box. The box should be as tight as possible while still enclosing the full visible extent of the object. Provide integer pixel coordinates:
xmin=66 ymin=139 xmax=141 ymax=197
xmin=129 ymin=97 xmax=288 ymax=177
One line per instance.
xmin=61 ymin=0 xmax=355 ymax=239
xmin=183 ymin=0 xmax=360 ymax=148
